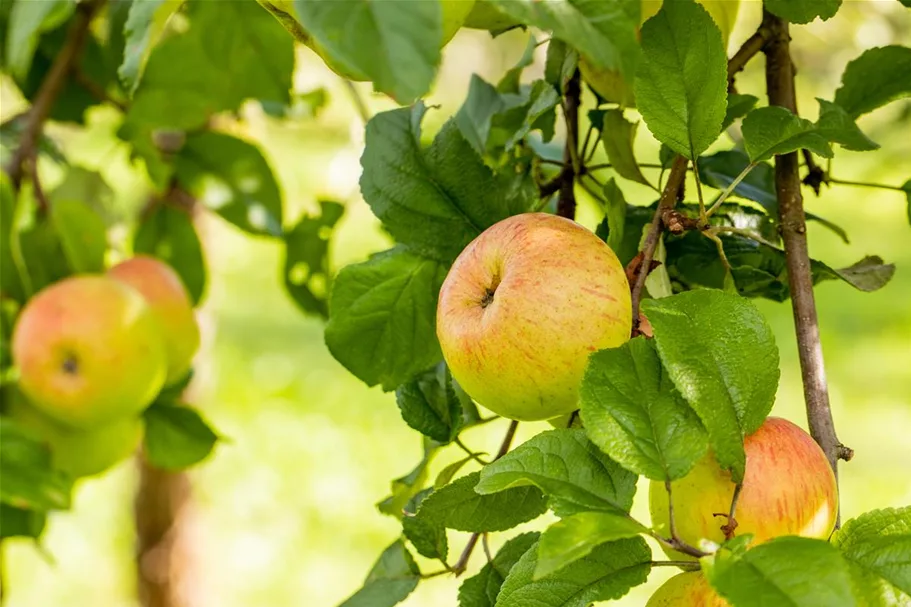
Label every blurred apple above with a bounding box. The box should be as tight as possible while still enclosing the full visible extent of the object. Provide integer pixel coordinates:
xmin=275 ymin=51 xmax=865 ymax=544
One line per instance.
xmin=437 ymin=213 xmax=631 ymax=421
xmin=109 ymin=256 xmax=200 ymax=385
xmin=647 ymin=572 xmax=728 ymax=606
xmin=650 ymin=416 xmax=838 ymax=560
xmin=12 ymin=276 xmax=167 ymax=428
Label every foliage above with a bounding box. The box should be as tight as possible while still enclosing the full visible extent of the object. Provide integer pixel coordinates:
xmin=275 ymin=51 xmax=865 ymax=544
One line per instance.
xmin=0 ymin=0 xmax=909 ymax=605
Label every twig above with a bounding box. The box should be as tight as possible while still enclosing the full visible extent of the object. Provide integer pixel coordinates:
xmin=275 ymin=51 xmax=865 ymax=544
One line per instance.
xmin=343 ymin=80 xmax=371 ymax=125
xmin=651 ymin=481 xmax=709 ymax=559
xmin=482 ymin=534 xmax=494 ymax=563
xmin=705 ymin=161 xmax=757 ymax=217
xmin=256 ymin=0 xmax=311 ymax=45
xmin=451 ymin=420 xmax=519 ymax=576
xmin=727 ymin=26 xmax=772 ymax=88
xmin=454 ymin=438 xmax=490 ymax=466
xmin=73 ymin=66 xmax=126 ymax=111
xmin=762 ymin=11 xmax=847 ymax=508
xmin=557 ymin=69 xmax=581 ymax=219
xmin=4 ymin=0 xmax=103 ymax=188
xmin=826 ymin=178 xmax=905 ymax=192
xmin=650 ymin=561 xmax=700 ymax=570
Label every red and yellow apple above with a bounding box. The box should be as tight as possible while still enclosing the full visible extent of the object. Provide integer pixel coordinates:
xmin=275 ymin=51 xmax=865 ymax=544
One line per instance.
xmin=647 ymin=572 xmax=728 ymax=607
xmin=12 ymin=276 xmax=167 ymax=428
xmin=109 ymin=256 xmax=200 ymax=385
xmin=650 ymin=416 xmax=838 ymax=559
xmin=581 ymin=0 xmax=741 ymax=106
xmin=9 ymin=394 xmax=142 ymax=479
xmin=437 ymin=213 xmax=632 ymax=421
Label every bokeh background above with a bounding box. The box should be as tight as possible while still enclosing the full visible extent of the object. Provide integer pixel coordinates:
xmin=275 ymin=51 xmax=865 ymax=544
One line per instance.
xmin=3 ymin=2 xmax=910 ymax=606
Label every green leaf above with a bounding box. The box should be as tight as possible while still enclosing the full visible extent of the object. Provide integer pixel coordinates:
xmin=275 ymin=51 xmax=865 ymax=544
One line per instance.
xmin=844 ymin=562 xmax=911 ymax=607
xmin=641 ymin=290 xmax=780 ymax=482
xmin=338 ymin=540 xmax=421 ymax=607
xmin=325 ymin=247 xmax=447 ymax=391
xmin=0 ymin=504 xmax=47 ymax=539
xmin=903 ymin=180 xmax=911 ymax=226
xmin=0 ymin=418 xmax=72 ymax=511
xmin=415 ymin=471 xmax=547 ymax=533
xmin=834 ymin=506 xmax=911 ymax=597
xmin=742 ymin=106 xmax=834 ymax=162
xmin=488 ymin=0 xmax=639 ymax=80
xmin=764 ymin=0 xmax=841 ymax=24
xmin=600 ymin=110 xmax=653 ymax=189
xmin=705 ymin=537 xmax=857 ymax=607
xmin=401 ymin=489 xmax=447 ymax=562
xmin=143 ymin=403 xmax=220 ymax=471
xmin=534 ymin=512 xmax=646 ymax=580
xmin=580 ymin=337 xmax=708 ymax=481
xmin=814 ymin=256 xmax=896 ymax=293
xmin=175 ymin=132 xmax=283 ymax=237
xmin=360 ymin=105 xmax=535 ymax=263
xmin=283 ymin=200 xmax=344 ymax=318
xmin=125 ymin=0 xmax=292 ymax=130
xmin=634 ymin=0 xmax=727 ymax=159
xmin=496 ymin=537 xmax=651 ymax=607
xmin=544 ymin=38 xmax=578 ymax=95
xmin=119 ymin=0 xmax=182 ymax=95
xmin=294 ymin=0 xmax=442 ymax=104
xmin=815 ymin=98 xmax=880 ymax=152
xmin=5 ymin=0 xmax=73 ymax=80
xmin=377 ymin=439 xmax=439 ymax=519
xmin=601 ymin=178 xmax=627 ymax=253
xmin=457 ymin=75 xmax=507 ymax=156
xmin=134 ymin=204 xmax=206 ymax=305
xmin=48 ymin=200 xmax=107 ymax=273
xmin=396 ymin=362 xmax=465 ymax=444
xmin=458 ymin=533 xmax=539 ymax=607
xmin=49 ymin=166 xmax=115 ymax=221
xmin=722 ymin=94 xmax=759 ymax=131
xmin=834 ymin=46 xmax=911 ymax=118
xmin=475 ymin=429 xmax=638 ymax=516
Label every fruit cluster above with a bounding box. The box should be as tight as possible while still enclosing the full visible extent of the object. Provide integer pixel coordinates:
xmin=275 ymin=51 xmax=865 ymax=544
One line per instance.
xmin=9 ymin=256 xmax=200 ymax=479
xmin=436 ymin=214 xmax=837 ymax=605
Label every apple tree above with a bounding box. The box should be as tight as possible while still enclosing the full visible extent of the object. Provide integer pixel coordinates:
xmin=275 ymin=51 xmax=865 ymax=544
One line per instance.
xmin=1 ymin=0 xmax=910 ymax=606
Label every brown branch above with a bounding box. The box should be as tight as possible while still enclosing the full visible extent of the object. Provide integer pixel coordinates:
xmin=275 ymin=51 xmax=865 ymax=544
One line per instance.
xmin=451 ymin=420 xmax=519 ymax=575
xmin=727 ymin=26 xmax=772 ymax=88
xmin=556 ymin=70 xmax=581 ymax=219
xmin=73 ymin=66 xmax=127 ymax=111
xmin=762 ymin=12 xmax=847 ymax=503
xmin=3 ymin=0 xmax=103 ymax=188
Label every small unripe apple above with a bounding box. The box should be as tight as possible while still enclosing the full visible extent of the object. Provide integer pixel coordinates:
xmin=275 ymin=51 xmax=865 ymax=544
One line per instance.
xmin=12 ymin=276 xmax=167 ymax=428
xmin=581 ymin=0 xmax=740 ymax=106
xmin=437 ymin=213 xmax=632 ymax=421
xmin=8 ymin=394 xmax=142 ymax=479
xmin=647 ymin=572 xmax=728 ymax=607
xmin=649 ymin=416 xmax=838 ymax=560
xmin=109 ymin=256 xmax=200 ymax=386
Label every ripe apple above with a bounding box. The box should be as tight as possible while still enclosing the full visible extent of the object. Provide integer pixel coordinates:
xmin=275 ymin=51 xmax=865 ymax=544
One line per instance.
xmin=649 ymin=416 xmax=838 ymax=560
xmin=581 ymin=0 xmax=741 ymax=106
xmin=109 ymin=256 xmax=200 ymax=385
xmin=647 ymin=572 xmax=728 ymax=607
xmin=8 ymin=394 xmax=142 ymax=479
xmin=437 ymin=213 xmax=632 ymax=421
xmin=12 ymin=276 xmax=167 ymax=428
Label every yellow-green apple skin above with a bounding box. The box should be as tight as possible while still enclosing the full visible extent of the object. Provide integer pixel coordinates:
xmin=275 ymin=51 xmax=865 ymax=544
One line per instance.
xmin=12 ymin=276 xmax=167 ymax=428
xmin=9 ymin=395 xmax=142 ymax=479
xmin=581 ymin=0 xmax=740 ymax=106
xmin=650 ymin=416 xmax=838 ymax=560
xmin=647 ymin=572 xmax=728 ymax=607
xmin=464 ymin=0 xmax=518 ymax=31
xmin=109 ymin=256 xmax=200 ymax=385
xmin=437 ymin=213 xmax=632 ymax=421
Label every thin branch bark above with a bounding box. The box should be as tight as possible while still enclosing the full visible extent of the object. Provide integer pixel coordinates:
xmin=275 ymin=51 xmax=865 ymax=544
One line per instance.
xmin=452 ymin=420 xmax=519 ymax=575
xmin=3 ymin=0 xmax=103 ymax=188
xmin=727 ymin=26 xmax=772 ymax=88
xmin=556 ymin=70 xmax=581 ymax=220
xmin=762 ymin=11 xmax=846 ymax=496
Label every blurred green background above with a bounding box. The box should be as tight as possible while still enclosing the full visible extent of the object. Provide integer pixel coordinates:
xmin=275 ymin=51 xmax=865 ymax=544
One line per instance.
xmin=3 ymin=2 xmax=910 ymax=606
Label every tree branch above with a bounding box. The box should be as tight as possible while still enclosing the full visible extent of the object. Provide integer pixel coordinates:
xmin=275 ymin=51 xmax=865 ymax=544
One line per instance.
xmin=3 ymin=0 xmax=103 ymax=188
xmin=727 ymin=26 xmax=772 ymax=88
xmin=762 ymin=11 xmax=847 ymax=499
xmin=556 ymin=70 xmax=581 ymax=220
xmin=451 ymin=420 xmax=519 ymax=575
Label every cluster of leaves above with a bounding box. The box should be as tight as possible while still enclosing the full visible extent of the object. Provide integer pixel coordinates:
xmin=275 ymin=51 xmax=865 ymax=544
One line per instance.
xmin=0 ymin=0 xmax=343 ymax=539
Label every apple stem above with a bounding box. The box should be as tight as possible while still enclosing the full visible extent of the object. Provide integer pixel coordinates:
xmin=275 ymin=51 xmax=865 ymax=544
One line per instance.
xmin=451 ymin=420 xmax=520 ymax=575
xmin=762 ymin=11 xmax=848 ymax=522
xmin=720 ymin=482 xmax=743 ymax=540
xmin=650 ymin=561 xmax=700 ymax=571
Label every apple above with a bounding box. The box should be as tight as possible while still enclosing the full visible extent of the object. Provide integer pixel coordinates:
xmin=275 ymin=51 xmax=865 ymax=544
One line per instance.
xmin=649 ymin=416 xmax=838 ymax=560
xmin=437 ymin=213 xmax=632 ymax=421
xmin=8 ymin=394 xmax=142 ymax=479
xmin=580 ymin=0 xmax=741 ymax=106
xmin=647 ymin=572 xmax=728 ymax=607
xmin=464 ymin=1 xmax=519 ymax=31
xmin=12 ymin=276 xmax=167 ymax=428
xmin=109 ymin=256 xmax=200 ymax=385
